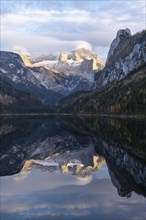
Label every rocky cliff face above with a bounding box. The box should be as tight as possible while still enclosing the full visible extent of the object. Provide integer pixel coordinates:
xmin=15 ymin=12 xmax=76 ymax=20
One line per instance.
xmin=106 ymin=28 xmax=131 ymax=63
xmin=19 ymin=53 xmax=33 ymax=67
xmin=59 ymin=51 xmax=69 ymax=62
xmin=52 ymin=48 xmax=104 ymax=82
xmin=31 ymin=48 xmax=104 ymax=81
xmin=58 ymin=48 xmax=104 ymax=71
xmin=96 ymin=29 xmax=146 ymax=87
xmin=0 ymin=51 xmax=95 ymax=109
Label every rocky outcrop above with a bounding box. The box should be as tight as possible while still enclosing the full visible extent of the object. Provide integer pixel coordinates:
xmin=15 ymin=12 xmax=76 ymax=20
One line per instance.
xmin=70 ymin=48 xmax=94 ymax=61
xmin=96 ymin=29 xmax=146 ymax=87
xmin=42 ymin=48 xmax=104 ymax=76
xmin=19 ymin=53 xmax=33 ymax=67
xmin=69 ymin=48 xmax=104 ymax=71
xmin=59 ymin=51 xmax=69 ymax=62
xmin=106 ymin=28 xmax=131 ymax=63
xmin=53 ymin=48 xmax=104 ymax=82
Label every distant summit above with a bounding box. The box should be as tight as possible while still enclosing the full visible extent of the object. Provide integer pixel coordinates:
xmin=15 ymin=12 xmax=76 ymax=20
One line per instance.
xmin=16 ymin=48 xmax=104 ymax=81
xmin=59 ymin=48 xmax=104 ymax=70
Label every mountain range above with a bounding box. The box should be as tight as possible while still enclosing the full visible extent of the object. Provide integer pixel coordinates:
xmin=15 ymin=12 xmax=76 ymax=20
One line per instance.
xmin=0 ymin=28 xmax=146 ymax=114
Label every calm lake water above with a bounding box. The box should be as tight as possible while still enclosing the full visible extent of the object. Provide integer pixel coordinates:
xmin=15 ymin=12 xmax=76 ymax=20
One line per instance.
xmin=0 ymin=115 xmax=146 ymax=220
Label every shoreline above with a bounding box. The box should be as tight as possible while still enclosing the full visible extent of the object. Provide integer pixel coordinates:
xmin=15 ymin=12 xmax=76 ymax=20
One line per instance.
xmin=0 ymin=113 xmax=146 ymax=119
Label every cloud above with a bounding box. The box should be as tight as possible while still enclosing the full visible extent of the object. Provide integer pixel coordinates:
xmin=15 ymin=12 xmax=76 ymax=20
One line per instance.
xmin=1 ymin=31 xmax=93 ymax=56
xmin=1 ymin=0 xmax=145 ymax=60
xmin=74 ymin=41 xmax=92 ymax=51
xmin=12 ymin=45 xmax=30 ymax=55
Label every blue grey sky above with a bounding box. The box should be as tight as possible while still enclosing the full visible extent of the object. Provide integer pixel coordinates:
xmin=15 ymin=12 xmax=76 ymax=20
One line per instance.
xmin=1 ymin=0 xmax=145 ymax=60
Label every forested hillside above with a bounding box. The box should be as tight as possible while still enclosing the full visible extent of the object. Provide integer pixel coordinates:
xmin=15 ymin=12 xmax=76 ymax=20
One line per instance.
xmin=59 ymin=63 xmax=146 ymax=114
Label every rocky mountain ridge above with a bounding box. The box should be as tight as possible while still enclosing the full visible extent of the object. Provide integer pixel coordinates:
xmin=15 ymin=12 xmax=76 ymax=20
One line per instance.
xmin=106 ymin=28 xmax=131 ymax=63
xmin=0 ymin=50 xmax=97 ymax=110
xmin=18 ymin=48 xmax=104 ymax=81
xmin=0 ymin=28 xmax=145 ymax=114
xmin=96 ymin=29 xmax=146 ymax=87
xmin=59 ymin=29 xmax=146 ymax=114
xmin=18 ymin=48 xmax=104 ymax=71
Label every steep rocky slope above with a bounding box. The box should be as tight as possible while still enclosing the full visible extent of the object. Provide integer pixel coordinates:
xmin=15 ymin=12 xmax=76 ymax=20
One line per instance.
xmin=59 ymin=64 xmax=146 ymax=114
xmin=0 ymin=50 xmax=97 ymax=112
xmin=58 ymin=48 xmax=104 ymax=72
xmin=96 ymin=29 xmax=146 ymax=87
xmin=59 ymin=29 xmax=146 ymax=115
xmin=0 ymin=51 xmax=63 ymax=106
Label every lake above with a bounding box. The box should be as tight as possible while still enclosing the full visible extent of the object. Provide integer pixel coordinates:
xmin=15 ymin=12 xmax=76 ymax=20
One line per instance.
xmin=0 ymin=115 xmax=146 ymax=220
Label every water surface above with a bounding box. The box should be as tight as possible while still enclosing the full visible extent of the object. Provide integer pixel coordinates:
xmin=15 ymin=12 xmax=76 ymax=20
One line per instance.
xmin=0 ymin=116 xmax=146 ymax=220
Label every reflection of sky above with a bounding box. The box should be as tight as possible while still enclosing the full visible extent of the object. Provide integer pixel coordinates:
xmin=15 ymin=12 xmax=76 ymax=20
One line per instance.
xmin=1 ymin=166 xmax=145 ymax=220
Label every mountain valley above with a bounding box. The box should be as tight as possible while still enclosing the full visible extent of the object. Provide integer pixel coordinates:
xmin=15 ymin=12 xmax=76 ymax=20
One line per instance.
xmin=0 ymin=29 xmax=146 ymax=114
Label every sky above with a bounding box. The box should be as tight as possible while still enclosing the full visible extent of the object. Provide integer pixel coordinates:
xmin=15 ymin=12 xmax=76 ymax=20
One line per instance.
xmin=1 ymin=0 xmax=145 ymax=60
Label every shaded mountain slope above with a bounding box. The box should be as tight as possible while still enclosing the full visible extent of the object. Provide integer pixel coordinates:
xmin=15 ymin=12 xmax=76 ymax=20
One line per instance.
xmin=0 ymin=77 xmax=48 ymax=113
xmin=95 ymin=29 xmax=146 ymax=87
xmin=59 ymin=63 xmax=146 ymax=114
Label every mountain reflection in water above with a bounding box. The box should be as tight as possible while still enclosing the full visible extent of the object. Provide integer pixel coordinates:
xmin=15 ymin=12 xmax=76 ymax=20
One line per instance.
xmin=0 ymin=116 xmax=146 ymax=220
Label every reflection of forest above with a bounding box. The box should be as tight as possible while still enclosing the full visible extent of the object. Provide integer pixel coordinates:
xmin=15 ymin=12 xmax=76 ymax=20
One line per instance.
xmin=60 ymin=116 xmax=146 ymax=162
xmin=0 ymin=116 xmax=146 ymax=197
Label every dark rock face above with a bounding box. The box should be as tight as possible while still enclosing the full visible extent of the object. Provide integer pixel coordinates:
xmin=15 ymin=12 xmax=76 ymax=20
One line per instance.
xmin=106 ymin=28 xmax=131 ymax=63
xmin=59 ymin=29 xmax=146 ymax=115
xmin=96 ymin=30 xmax=146 ymax=87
